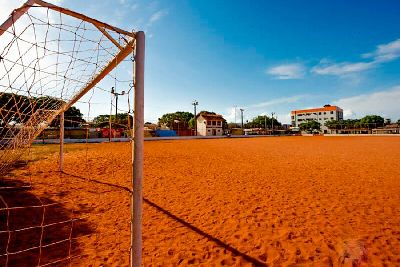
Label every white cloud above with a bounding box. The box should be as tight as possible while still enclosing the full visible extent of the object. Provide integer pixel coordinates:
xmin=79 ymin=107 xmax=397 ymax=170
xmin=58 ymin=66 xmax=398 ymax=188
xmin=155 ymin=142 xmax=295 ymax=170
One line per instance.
xmin=250 ymin=95 xmax=304 ymax=108
xmin=222 ymin=107 xmax=240 ymax=123
xmin=147 ymin=9 xmax=168 ymax=26
xmin=363 ymin=38 xmax=400 ymax=63
xmin=332 ymin=86 xmax=400 ymax=120
xmin=0 ymin=0 xmax=25 ymax=22
xmin=267 ymin=63 xmax=305 ymax=79
xmin=274 ymin=113 xmax=292 ymax=124
xmin=311 ymin=61 xmax=375 ymax=76
xmin=312 ymin=38 xmax=400 ymax=76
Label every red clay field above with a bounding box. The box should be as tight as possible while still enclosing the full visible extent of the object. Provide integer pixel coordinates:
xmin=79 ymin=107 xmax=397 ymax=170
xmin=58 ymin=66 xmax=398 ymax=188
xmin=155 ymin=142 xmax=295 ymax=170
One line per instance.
xmin=2 ymin=136 xmax=400 ymax=266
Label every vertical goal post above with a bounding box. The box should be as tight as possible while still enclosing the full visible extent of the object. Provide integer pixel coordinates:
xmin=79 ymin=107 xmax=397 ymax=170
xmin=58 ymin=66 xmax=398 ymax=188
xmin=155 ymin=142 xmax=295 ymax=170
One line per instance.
xmin=0 ymin=0 xmax=145 ymax=266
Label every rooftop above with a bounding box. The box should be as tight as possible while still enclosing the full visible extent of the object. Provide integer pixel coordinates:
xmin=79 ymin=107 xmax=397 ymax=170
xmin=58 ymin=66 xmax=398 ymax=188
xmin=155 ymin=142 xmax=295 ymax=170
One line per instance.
xmin=291 ymin=105 xmax=343 ymax=114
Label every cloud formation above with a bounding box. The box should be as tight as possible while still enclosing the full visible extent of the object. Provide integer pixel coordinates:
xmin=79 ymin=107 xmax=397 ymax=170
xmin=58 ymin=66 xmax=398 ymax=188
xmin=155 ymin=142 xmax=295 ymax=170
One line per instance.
xmin=312 ymin=38 xmax=400 ymax=76
xmin=250 ymin=95 xmax=304 ymax=108
xmin=147 ymin=9 xmax=168 ymax=26
xmin=267 ymin=63 xmax=305 ymax=80
xmin=333 ymin=86 xmax=400 ymax=119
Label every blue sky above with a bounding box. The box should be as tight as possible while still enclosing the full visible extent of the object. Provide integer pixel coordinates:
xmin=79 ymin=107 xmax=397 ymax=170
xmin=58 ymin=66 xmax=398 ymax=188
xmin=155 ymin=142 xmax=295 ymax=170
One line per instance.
xmin=2 ymin=0 xmax=400 ymax=123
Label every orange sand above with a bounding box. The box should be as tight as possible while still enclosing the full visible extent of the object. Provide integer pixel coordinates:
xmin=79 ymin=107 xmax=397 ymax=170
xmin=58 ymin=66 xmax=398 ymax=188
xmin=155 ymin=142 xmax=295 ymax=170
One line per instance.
xmin=2 ymin=136 xmax=400 ymax=266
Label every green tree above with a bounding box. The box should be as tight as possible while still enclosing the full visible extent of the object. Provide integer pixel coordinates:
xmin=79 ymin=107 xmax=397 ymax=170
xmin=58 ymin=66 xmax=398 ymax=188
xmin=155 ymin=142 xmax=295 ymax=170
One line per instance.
xmin=299 ymin=120 xmax=321 ymax=132
xmin=360 ymin=115 xmax=384 ymax=128
xmin=93 ymin=113 xmax=133 ymax=128
xmin=248 ymin=115 xmax=281 ymax=128
xmin=158 ymin=111 xmax=194 ymax=128
xmin=188 ymin=117 xmax=195 ymax=129
xmin=0 ymin=92 xmax=84 ymax=128
xmin=324 ymin=120 xmax=340 ymax=130
xmin=51 ymin=106 xmax=85 ymax=127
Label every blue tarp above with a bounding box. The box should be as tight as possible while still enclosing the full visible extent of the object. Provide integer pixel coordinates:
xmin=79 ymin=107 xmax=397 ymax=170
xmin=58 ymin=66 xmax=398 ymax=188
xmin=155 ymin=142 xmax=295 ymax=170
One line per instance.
xmin=155 ymin=129 xmax=177 ymax=137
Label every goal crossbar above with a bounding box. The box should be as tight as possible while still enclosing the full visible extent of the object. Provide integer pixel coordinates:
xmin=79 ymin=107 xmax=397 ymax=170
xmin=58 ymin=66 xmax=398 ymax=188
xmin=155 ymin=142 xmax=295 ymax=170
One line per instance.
xmin=0 ymin=0 xmax=135 ymax=38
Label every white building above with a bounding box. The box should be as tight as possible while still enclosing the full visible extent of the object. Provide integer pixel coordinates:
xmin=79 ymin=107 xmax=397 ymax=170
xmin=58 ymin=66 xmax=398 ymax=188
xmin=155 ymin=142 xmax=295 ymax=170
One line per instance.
xmin=196 ymin=112 xmax=225 ymax=136
xmin=291 ymin=105 xmax=343 ymax=133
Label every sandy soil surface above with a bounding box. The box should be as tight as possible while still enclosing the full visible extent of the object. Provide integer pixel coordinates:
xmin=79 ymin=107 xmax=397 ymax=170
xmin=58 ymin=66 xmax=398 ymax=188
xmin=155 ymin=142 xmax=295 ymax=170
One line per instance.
xmin=1 ymin=136 xmax=400 ymax=266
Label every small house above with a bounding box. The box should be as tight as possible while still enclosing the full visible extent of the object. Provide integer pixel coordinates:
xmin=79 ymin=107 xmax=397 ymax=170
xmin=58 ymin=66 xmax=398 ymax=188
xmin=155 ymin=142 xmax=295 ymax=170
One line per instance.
xmin=196 ymin=112 xmax=225 ymax=136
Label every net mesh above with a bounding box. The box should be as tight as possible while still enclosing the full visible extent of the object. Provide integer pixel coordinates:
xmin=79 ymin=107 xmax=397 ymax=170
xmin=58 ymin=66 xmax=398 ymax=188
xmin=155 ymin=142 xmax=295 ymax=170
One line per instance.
xmin=0 ymin=1 xmax=134 ymax=175
xmin=0 ymin=1 xmax=135 ymax=266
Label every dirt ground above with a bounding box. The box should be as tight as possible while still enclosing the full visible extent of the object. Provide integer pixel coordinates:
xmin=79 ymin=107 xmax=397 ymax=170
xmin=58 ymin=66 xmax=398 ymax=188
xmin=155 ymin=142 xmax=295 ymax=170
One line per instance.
xmin=1 ymin=136 xmax=400 ymax=266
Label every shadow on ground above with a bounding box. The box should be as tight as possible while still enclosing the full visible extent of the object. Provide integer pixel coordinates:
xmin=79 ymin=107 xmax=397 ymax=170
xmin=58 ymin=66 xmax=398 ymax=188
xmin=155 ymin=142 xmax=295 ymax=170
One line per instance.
xmin=0 ymin=178 xmax=93 ymax=267
xmin=62 ymin=171 xmax=266 ymax=266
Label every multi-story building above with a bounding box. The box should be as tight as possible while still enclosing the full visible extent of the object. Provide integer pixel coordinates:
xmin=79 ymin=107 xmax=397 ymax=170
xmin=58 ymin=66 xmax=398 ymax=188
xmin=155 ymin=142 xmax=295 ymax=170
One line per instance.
xmin=291 ymin=105 xmax=343 ymax=132
xmin=196 ymin=112 xmax=225 ymax=136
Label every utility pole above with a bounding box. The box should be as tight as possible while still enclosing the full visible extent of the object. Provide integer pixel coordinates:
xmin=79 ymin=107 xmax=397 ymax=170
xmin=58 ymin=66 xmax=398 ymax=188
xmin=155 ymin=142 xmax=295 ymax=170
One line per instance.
xmin=271 ymin=112 xmax=275 ymax=135
xmin=192 ymin=100 xmax=198 ymax=136
xmin=264 ymin=114 xmax=267 ymax=134
xmin=111 ymin=86 xmax=126 ymax=124
xmin=240 ymin=108 xmax=244 ymax=130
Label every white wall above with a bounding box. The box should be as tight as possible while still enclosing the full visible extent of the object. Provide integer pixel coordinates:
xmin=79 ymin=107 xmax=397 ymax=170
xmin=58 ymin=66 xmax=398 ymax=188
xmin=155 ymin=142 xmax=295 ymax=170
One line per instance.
xmin=196 ymin=116 xmax=224 ymax=136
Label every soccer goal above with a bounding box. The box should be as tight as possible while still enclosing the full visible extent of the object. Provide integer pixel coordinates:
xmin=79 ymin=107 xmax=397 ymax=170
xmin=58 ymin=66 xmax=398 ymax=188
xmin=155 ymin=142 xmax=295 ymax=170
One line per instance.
xmin=0 ymin=0 xmax=144 ymax=266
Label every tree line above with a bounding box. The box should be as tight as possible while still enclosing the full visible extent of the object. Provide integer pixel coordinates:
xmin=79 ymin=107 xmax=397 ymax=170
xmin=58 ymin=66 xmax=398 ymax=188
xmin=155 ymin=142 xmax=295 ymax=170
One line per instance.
xmin=156 ymin=111 xmax=282 ymax=129
xmin=298 ymin=115 xmax=398 ymax=132
xmin=0 ymin=92 xmax=84 ymax=128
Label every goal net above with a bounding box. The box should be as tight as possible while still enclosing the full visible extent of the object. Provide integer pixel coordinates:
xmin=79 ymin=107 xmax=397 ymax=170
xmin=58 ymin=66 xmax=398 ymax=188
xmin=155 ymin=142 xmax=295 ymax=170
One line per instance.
xmin=0 ymin=0 xmax=143 ymax=266
xmin=0 ymin=0 xmax=135 ymax=175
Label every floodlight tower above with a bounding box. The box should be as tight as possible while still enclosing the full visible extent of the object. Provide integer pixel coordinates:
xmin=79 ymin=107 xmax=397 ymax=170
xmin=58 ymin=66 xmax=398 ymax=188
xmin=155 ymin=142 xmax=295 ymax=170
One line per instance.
xmin=111 ymin=86 xmax=126 ymax=119
xmin=240 ymin=108 xmax=244 ymax=129
xmin=192 ymin=100 xmax=199 ymax=136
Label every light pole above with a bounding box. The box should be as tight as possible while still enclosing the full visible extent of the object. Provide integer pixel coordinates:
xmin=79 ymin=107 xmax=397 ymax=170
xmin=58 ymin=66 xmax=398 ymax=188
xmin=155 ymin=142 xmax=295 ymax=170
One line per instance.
xmin=271 ymin=112 xmax=275 ymax=135
xmin=111 ymin=87 xmax=126 ymax=120
xmin=192 ymin=100 xmax=198 ymax=136
xmin=234 ymin=105 xmax=237 ymax=126
xmin=264 ymin=114 xmax=267 ymax=134
xmin=111 ymin=87 xmax=125 ymax=140
xmin=240 ymin=108 xmax=244 ymax=130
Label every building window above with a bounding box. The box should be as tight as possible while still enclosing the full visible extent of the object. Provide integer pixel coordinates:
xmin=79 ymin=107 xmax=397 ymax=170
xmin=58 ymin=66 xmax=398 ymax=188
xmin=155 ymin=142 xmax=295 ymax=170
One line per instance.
xmin=212 ymin=121 xmax=216 ymax=126
xmin=217 ymin=121 xmax=221 ymax=126
xmin=331 ymin=117 xmax=334 ymax=120
xmin=324 ymin=112 xmax=326 ymax=115
xmin=319 ymin=112 xmax=322 ymax=115
xmin=208 ymin=129 xmax=211 ymax=132
xmin=207 ymin=121 xmax=211 ymax=125
xmin=330 ymin=111 xmax=334 ymax=114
